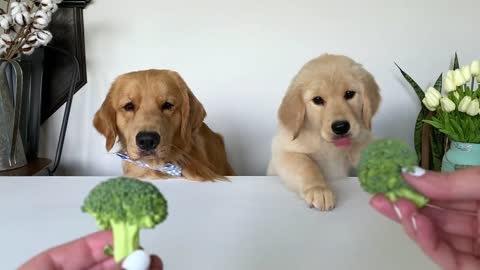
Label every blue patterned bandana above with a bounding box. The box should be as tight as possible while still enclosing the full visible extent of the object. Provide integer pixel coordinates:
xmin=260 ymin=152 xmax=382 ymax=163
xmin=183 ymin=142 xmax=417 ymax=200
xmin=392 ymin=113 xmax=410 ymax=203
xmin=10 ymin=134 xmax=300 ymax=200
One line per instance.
xmin=115 ymin=152 xmax=183 ymax=177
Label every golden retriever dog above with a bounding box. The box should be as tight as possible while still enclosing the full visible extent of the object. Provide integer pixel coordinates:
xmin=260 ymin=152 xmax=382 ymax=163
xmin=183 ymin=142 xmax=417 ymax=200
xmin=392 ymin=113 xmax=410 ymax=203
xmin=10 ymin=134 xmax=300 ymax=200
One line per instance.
xmin=267 ymin=54 xmax=381 ymax=211
xmin=93 ymin=69 xmax=235 ymax=181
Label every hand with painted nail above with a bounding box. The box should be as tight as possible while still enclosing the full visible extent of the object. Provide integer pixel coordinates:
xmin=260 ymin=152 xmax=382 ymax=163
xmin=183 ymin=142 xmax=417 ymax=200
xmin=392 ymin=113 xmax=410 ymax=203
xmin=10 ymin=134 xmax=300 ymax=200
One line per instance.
xmin=370 ymin=166 xmax=480 ymax=270
xmin=18 ymin=231 xmax=163 ymax=270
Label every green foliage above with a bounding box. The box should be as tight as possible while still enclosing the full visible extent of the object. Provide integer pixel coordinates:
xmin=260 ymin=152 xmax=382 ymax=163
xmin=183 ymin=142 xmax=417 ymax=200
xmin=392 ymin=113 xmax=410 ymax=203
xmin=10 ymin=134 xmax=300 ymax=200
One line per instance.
xmin=424 ymin=110 xmax=480 ymax=143
xmin=396 ymin=63 xmax=446 ymax=171
xmin=82 ymin=177 xmax=168 ymax=262
xmin=358 ymin=139 xmax=429 ymax=208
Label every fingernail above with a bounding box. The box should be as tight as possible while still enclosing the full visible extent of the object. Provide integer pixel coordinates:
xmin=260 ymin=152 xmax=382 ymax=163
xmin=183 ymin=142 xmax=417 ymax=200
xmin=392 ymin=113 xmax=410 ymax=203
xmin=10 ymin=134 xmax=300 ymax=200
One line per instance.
xmin=411 ymin=213 xmax=418 ymax=231
xmin=393 ymin=204 xmax=402 ymax=220
xmin=402 ymin=166 xmax=426 ymax=177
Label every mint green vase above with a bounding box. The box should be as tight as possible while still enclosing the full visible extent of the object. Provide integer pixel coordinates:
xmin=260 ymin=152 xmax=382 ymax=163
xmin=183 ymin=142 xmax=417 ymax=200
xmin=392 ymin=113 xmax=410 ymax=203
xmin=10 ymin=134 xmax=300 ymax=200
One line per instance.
xmin=441 ymin=141 xmax=480 ymax=172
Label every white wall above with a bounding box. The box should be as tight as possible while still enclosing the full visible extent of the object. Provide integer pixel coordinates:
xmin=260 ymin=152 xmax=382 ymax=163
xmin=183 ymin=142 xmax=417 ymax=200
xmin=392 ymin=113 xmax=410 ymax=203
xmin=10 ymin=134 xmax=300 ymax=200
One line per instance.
xmin=39 ymin=0 xmax=480 ymax=176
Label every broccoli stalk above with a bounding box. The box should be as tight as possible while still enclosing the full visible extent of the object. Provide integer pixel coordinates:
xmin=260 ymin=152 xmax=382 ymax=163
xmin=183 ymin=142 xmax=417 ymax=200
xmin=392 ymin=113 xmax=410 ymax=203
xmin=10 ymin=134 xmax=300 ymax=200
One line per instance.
xmin=110 ymin=221 xmax=140 ymax=261
xmin=82 ymin=177 xmax=168 ymax=262
xmin=357 ymin=139 xmax=429 ymax=208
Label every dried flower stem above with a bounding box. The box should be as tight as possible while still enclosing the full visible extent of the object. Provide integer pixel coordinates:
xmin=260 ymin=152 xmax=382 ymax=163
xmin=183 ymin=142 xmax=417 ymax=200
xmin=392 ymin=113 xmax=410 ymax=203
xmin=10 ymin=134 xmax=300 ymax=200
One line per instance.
xmin=6 ymin=26 xmax=29 ymax=58
xmin=5 ymin=2 xmax=39 ymax=59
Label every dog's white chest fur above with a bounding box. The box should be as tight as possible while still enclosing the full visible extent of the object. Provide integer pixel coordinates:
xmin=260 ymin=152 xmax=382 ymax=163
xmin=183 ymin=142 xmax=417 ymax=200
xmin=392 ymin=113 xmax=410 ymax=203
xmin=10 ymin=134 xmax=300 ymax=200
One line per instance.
xmin=309 ymin=147 xmax=353 ymax=180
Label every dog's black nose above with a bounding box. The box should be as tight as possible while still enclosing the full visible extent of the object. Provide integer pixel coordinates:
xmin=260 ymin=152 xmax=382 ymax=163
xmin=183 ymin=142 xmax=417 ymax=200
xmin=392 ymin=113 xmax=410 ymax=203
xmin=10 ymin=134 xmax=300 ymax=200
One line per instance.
xmin=331 ymin=121 xmax=350 ymax=135
xmin=136 ymin=132 xmax=160 ymax=151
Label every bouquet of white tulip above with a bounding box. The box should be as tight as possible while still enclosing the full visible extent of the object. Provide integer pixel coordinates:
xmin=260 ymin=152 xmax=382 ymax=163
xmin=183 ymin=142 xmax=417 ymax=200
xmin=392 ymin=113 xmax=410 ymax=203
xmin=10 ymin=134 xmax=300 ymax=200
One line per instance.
xmin=397 ymin=53 xmax=480 ymax=171
xmin=0 ymin=0 xmax=62 ymax=59
xmin=422 ymin=60 xmax=480 ymax=143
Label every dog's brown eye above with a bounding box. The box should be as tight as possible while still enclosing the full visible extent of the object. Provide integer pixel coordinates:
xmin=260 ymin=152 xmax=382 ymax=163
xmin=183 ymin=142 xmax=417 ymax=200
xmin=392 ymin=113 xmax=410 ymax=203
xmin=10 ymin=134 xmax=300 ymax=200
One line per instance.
xmin=312 ymin=96 xmax=325 ymax=105
xmin=124 ymin=102 xmax=135 ymax=111
xmin=162 ymin=102 xmax=174 ymax=111
xmin=344 ymin=90 xmax=356 ymax=100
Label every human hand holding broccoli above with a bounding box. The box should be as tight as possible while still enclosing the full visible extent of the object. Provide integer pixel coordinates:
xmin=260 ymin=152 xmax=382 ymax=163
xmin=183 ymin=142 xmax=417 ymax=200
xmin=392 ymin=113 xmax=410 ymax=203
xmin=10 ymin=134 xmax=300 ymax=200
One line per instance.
xmin=82 ymin=177 xmax=168 ymax=265
xmin=357 ymin=139 xmax=429 ymax=208
xmin=17 ymin=230 xmax=163 ymax=270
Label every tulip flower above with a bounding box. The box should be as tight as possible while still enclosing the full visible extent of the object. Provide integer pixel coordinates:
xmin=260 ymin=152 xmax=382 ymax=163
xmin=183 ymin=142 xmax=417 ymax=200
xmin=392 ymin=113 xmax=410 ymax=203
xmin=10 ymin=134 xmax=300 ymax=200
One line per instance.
xmin=440 ymin=96 xmax=456 ymax=112
xmin=458 ymin=96 xmax=472 ymax=112
xmin=461 ymin=66 xmax=472 ymax=82
xmin=444 ymin=76 xmax=457 ymax=92
xmin=466 ymin=98 xmax=479 ymax=116
xmin=446 ymin=70 xmax=455 ymax=79
xmin=471 ymin=60 xmax=480 ymax=76
xmin=453 ymin=69 xmax=466 ymax=86
xmin=422 ymin=87 xmax=441 ymax=110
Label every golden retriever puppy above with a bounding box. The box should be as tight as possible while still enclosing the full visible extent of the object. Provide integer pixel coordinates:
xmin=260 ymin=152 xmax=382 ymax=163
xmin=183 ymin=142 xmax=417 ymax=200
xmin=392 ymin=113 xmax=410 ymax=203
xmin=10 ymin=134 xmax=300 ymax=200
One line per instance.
xmin=267 ymin=54 xmax=381 ymax=211
xmin=93 ymin=69 xmax=235 ymax=181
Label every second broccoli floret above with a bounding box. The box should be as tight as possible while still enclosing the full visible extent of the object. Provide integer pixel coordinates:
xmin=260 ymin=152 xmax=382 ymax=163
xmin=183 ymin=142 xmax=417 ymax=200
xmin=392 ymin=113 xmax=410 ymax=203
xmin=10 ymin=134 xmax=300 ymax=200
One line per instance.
xmin=81 ymin=177 xmax=168 ymax=262
xmin=357 ymin=139 xmax=429 ymax=208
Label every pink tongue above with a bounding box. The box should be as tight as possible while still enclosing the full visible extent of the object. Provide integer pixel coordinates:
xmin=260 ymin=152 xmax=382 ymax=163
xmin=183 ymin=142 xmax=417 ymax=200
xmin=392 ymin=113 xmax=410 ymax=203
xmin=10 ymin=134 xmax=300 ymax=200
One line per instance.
xmin=334 ymin=137 xmax=352 ymax=147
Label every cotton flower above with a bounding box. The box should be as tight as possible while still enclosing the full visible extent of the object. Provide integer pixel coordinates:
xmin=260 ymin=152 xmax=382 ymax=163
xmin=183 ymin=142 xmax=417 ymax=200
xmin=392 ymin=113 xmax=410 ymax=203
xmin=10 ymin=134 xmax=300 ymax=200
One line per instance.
xmin=26 ymin=33 xmax=41 ymax=48
xmin=458 ymin=96 xmax=472 ymax=112
xmin=35 ymin=30 xmax=53 ymax=45
xmin=39 ymin=0 xmax=58 ymax=13
xmin=1 ymin=33 xmax=12 ymax=45
xmin=32 ymin=10 xmax=51 ymax=29
xmin=471 ymin=60 xmax=480 ymax=76
xmin=466 ymin=98 xmax=479 ymax=116
xmin=444 ymin=76 xmax=457 ymax=92
xmin=440 ymin=96 xmax=456 ymax=112
xmin=422 ymin=87 xmax=442 ymax=111
xmin=21 ymin=43 xmax=35 ymax=55
xmin=461 ymin=65 xmax=472 ymax=82
xmin=0 ymin=38 xmax=8 ymax=55
xmin=0 ymin=14 xmax=12 ymax=30
xmin=13 ymin=11 xmax=31 ymax=26
xmin=453 ymin=69 xmax=466 ymax=86
xmin=10 ymin=2 xmax=29 ymax=15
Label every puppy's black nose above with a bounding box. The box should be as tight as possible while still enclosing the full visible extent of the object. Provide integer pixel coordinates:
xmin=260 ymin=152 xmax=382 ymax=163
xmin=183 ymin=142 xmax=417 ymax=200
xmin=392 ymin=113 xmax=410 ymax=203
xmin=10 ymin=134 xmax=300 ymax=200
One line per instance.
xmin=136 ymin=132 xmax=160 ymax=151
xmin=331 ymin=121 xmax=350 ymax=135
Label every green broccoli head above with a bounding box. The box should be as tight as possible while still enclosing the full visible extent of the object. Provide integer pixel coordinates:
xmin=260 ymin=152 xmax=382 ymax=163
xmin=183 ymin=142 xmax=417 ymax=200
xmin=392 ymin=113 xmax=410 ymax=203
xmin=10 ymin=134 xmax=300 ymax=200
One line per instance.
xmin=357 ymin=139 xmax=429 ymax=208
xmin=81 ymin=177 xmax=168 ymax=262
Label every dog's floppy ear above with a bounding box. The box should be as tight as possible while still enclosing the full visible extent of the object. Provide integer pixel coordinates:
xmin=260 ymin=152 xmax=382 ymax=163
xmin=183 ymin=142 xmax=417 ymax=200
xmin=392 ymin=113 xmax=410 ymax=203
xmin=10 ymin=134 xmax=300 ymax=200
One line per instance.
xmin=359 ymin=68 xmax=381 ymax=130
xmin=278 ymin=85 xmax=305 ymax=140
xmin=93 ymin=87 xmax=118 ymax=151
xmin=169 ymin=71 xmax=206 ymax=145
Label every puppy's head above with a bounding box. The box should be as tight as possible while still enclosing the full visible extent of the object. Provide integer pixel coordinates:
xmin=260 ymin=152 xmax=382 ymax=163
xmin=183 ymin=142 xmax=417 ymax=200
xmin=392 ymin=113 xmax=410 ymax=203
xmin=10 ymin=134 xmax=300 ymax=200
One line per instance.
xmin=278 ymin=54 xmax=381 ymax=147
xmin=93 ymin=70 xmax=206 ymax=160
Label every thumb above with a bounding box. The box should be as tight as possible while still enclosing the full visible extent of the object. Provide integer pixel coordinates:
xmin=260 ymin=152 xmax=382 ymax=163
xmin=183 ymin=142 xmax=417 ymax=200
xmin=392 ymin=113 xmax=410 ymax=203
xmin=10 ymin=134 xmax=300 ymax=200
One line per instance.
xmin=149 ymin=255 xmax=163 ymax=270
xmin=402 ymin=166 xmax=480 ymax=200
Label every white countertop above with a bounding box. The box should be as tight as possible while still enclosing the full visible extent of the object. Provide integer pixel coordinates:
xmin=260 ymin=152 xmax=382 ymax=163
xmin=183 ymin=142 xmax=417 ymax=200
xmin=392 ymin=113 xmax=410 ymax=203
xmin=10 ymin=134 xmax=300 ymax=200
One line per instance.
xmin=0 ymin=176 xmax=438 ymax=270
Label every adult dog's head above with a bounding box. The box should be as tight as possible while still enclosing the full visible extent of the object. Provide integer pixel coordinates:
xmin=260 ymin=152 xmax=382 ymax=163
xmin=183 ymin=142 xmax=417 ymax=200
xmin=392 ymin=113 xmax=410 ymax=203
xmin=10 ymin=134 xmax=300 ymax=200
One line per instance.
xmin=93 ymin=69 xmax=206 ymax=161
xmin=278 ymin=54 xmax=381 ymax=147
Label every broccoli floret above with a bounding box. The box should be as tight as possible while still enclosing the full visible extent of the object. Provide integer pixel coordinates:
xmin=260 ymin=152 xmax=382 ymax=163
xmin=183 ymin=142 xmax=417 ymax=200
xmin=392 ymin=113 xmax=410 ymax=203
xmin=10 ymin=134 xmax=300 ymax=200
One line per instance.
xmin=81 ymin=177 xmax=168 ymax=262
xmin=357 ymin=139 xmax=429 ymax=208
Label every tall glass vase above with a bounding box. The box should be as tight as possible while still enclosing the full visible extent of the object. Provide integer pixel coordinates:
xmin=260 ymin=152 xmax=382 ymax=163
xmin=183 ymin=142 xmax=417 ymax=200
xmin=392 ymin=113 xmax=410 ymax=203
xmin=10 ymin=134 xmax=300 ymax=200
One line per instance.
xmin=0 ymin=59 xmax=27 ymax=171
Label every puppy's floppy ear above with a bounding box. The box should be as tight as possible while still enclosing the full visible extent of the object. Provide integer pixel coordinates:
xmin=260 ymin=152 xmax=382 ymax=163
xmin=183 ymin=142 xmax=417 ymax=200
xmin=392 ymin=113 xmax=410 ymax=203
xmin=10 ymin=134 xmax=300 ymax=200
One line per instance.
xmin=278 ymin=84 xmax=305 ymax=140
xmin=93 ymin=86 xmax=118 ymax=151
xmin=359 ymin=68 xmax=381 ymax=130
xmin=169 ymin=71 xmax=206 ymax=144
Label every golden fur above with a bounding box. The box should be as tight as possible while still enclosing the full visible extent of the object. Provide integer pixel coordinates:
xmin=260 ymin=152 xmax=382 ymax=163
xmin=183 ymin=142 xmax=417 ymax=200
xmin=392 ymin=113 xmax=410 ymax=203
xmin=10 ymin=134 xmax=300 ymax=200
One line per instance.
xmin=93 ymin=69 xmax=235 ymax=181
xmin=267 ymin=54 xmax=381 ymax=211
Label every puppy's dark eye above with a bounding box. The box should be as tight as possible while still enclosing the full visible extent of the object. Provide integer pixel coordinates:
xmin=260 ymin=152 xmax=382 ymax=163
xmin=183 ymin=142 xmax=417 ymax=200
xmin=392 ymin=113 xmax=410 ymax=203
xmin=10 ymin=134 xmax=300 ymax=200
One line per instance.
xmin=344 ymin=90 xmax=356 ymax=100
xmin=312 ymin=96 xmax=325 ymax=105
xmin=123 ymin=102 xmax=135 ymax=111
xmin=162 ymin=102 xmax=174 ymax=111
